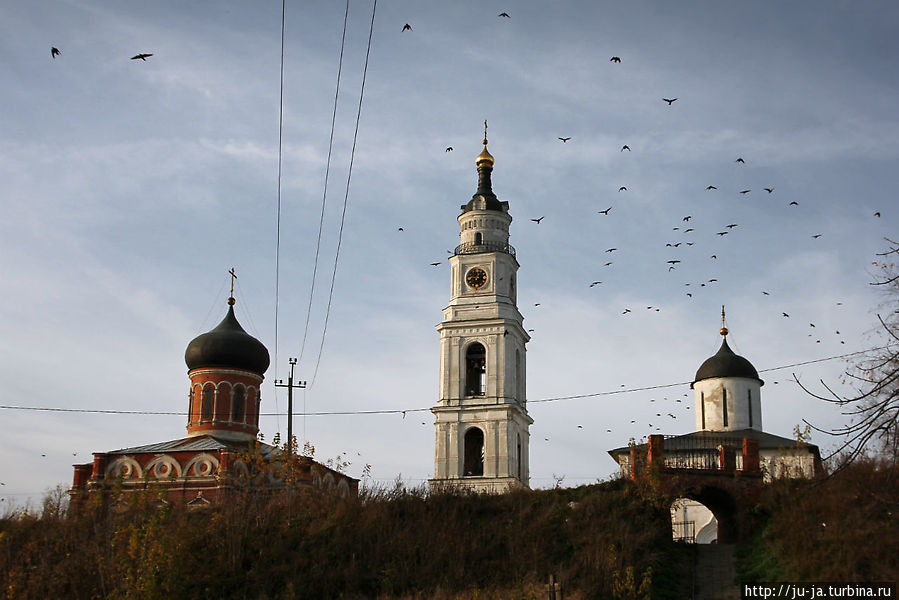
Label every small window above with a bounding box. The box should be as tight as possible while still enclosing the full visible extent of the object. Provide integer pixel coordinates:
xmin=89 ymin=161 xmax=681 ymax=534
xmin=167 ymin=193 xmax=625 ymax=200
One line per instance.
xmin=722 ymin=389 xmax=728 ymax=427
xmin=474 ymin=232 xmax=483 ymax=245
xmin=748 ymin=390 xmax=753 ymax=427
xmin=701 ymin=392 xmax=706 ymax=429
xmin=233 ymin=386 xmax=245 ymax=422
xmin=464 ymin=428 xmax=485 ymax=476
xmin=201 ymin=385 xmax=215 ymax=421
xmin=465 ymin=343 xmax=486 ymax=396
xmin=517 ymin=433 xmax=522 ymax=480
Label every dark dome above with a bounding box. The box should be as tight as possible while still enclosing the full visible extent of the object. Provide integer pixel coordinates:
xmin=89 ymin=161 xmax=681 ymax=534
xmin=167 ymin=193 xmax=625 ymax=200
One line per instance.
xmin=693 ymin=337 xmax=762 ymax=385
xmin=185 ymin=300 xmax=270 ymax=375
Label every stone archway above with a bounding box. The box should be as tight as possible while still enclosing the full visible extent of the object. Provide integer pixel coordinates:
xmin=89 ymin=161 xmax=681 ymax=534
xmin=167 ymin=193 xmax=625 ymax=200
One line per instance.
xmin=682 ymin=485 xmax=739 ymax=543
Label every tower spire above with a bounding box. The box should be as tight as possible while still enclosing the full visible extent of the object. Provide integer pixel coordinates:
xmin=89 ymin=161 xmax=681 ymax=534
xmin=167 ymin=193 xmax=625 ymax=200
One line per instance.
xmin=720 ymin=305 xmax=728 ymax=337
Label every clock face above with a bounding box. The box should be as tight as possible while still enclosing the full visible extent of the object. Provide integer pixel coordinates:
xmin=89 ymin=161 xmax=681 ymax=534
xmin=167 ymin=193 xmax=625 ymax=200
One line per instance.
xmin=466 ymin=267 xmax=488 ymax=290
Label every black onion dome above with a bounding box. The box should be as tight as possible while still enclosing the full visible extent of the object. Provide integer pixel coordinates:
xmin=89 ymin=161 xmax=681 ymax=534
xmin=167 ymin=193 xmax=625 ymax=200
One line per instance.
xmin=185 ymin=299 xmax=270 ymax=375
xmin=693 ymin=337 xmax=762 ymax=385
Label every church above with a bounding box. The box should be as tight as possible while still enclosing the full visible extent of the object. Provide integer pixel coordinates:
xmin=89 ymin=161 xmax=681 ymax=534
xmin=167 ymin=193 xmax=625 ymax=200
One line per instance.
xmin=69 ymin=295 xmax=357 ymax=507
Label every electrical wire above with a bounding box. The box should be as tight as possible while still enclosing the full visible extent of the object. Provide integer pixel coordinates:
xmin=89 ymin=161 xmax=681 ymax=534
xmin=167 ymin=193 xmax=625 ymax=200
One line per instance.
xmin=297 ymin=0 xmax=350 ymax=366
xmin=309 ymin=0 xmax=377 ymax=387
xmin=271 ymin=0 xmax=288 ymax=432
xmin=1 ymin=346 xmax=885 ymax=418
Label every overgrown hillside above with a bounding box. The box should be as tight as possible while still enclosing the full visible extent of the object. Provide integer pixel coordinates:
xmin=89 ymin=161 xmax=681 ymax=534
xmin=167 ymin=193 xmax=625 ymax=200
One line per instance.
xmin=0 ymin=478 xmax=684 ymax=600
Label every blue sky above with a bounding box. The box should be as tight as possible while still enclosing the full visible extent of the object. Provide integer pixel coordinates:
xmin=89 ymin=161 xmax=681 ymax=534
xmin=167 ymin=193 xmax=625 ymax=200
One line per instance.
xmin=1 ymin=0 xmax=897 ymax=504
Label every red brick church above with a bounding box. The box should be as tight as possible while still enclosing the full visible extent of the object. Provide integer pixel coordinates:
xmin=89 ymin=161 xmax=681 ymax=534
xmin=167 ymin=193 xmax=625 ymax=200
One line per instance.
xmin=70 ymin=295 xmax=357 ymax=506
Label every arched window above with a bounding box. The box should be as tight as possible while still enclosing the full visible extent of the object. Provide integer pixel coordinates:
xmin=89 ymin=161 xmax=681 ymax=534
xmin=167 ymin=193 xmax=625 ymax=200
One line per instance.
xmin=517 ymin=433 xmax=522 ymax=480
xmin=465 ymin=343 xmax=486 ymax=396
xmin=747 ymin=390 xmax=753 ymax=427
xmin=474 ymin=232 xmax=483 ymax=245
xmin=201 ymin=384 xmax=215 ymax=421
xmin=515 ymin=349 xmax=522 ymax=403
xmin=464 ymin=428 xmax=485 ymax=476
xmin=233 ymin=386 xmax=245 ymax=422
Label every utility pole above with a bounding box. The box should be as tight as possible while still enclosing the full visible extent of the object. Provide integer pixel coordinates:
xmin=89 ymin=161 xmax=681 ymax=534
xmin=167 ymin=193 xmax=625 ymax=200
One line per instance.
xmin=274 ymin=358 xmax=306 ymax=455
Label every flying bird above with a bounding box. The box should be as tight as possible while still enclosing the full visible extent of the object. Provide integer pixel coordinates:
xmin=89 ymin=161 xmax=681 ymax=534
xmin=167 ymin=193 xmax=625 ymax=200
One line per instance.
xmin=531 ymin=216 xmax=545 ymax=224
xmin=131 ymin=53 xmax=153 ymax=60
xmin=667 ymin=260 xmax=681 ymax=264
xmin=610 ymin=56 xmax=621 ymax=63
xmin=558 ymin=137 xmax=572 ymax=142
xmin=706 ymin=185 xmax=717 ymax=190
xmin=430 ymin=262 xmax=441 ymax=266
xmin=812 ymin=234 xmax=822 ymax=239
xmin=783 ymin=312 xmax=790 ymax=317
xmin=735 ymin=158 xmax=745 ymax=163
xmin=445 ymin=147 xmax=453 ymax=152
xmin=789 ymin=201 xmax=799 ymax=206
xmin=726 ymin=223 xmax=738 ymax=228
xmin=622 ymin=308 xmax=631 ymax=314
xmin=604 ymin=261 xmax=613 ymax=267
xmin=51 ymin=47 xmax=60 ymax=58
xmin=683 ymin=216 xmax=692 ymax=221
xmin=762 ymin=291 xmax=770 ymax=295
xmin=598 ymin=207 xmax=612 ymax=215
xmin=498 ymin=12 xmax=510 ymax=18
xmin=621 ymin=145 xmax=630 ymax=151
xmin=605 ymin=248 xmax=617 ymax=253
xmin=740 ymin=189 xmax=751 ymax=194
xmin=402 ymin=23 xmax=412 ymax=31
xmin=397 ymin=227 xmax=404 ymax=231
xmin=710 ymin=255 xmax=717 ymax=259
xmin=589 ymin=281 xmax=602 ymax=287
xmin=684 ymin=228 xmax=694 ymax=233
xmin=764 ymin=188 xmax=774 ymax=193
xmin=663 ymin=98 xmax=677 ymax=105
xmin=716 ymin=231 xmax=729 ymax=236
xmin=875 ymin=212 xmax=881 ymax=217
xmin=618 ymin=186 xmax=627 ymax=192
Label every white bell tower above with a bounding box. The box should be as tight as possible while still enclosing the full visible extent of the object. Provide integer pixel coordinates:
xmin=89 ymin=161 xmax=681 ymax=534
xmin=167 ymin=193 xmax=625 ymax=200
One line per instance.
xmin=430 ymin=126 xmax=532 ymax=493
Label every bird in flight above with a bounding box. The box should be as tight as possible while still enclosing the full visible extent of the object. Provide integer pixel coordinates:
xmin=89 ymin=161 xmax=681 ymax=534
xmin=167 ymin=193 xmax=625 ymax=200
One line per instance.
xmin=710 ymin=255 xmax=717 ymax=259
xmin=740 ymin=189 xmax=751 ymax=194
xmin=716 ymin=231 xmax=729 ymax=236
xmin=782 ymin=312 xmax=790 ymax=317
xmin=663 ymin=98 xmax=677 ymax=105
xmin=598 ymin=207 xmax=612 ymax=215
xmin=812 ymin=234 xmax=822 ymax=238
xmin=558 ymin=137 xmax=572 ymax=143
xmin=621 ymin=145 xmax=630 ymax=151
xmin=397 ymin=227 xmax=404 ymax=231
xmin=764 ymin=187 xmax=774 ymax=193
xmin=735 ymin=158 xmax=745 ymax=163
xmin=619 ymin=186 xmax=627 ymax=192
xmin=789 ymin=201 xmax=799 ymax=206
xmin=131 ymin=53 xmax=153 ymax=60
xmin=683 ymin=216 xmax=692 ymax=222
xmin=498 ymin=12 xmax=510 ymax=18
xmin=706 ymin=185 xmax=717 ymax=190
xmin=51 ymin=47 xmax=60 ymax=58
xmin=430 ymin=262 xmax=441 ymax=266
xmin=589 ymin=281 xmax=602 ymax=287
xmin=726 ymin=223 xmax=738 ymax=228
xmin=402 ymin=23 xmax=412 ymax=31
xmin=622 ymin=308 xmax=631 ymax=314
xmin=667 ymin=260 xmax=681 ymax=264
xmin=445 ymin=147 xmax=453 ymax=152
xmin=605 ymin=248 xmax=617 ymax=253
xmin=875 ymin=211 xmax=881 ymax=217
xmin=531 ymin=216 xmax=545 ymax=224
xmin=684 ymin=228 xmax=694 ymax=233
xmin=610 ymin=56 xmax=621 ymax=63
xmin=762 ymin=291 xmax=770 ymax=295
xmin=603 ymin=261 xmax=613 ymax=266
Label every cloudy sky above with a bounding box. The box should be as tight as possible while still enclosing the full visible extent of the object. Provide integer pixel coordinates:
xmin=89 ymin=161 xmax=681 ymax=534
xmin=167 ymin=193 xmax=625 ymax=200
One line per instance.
xmin=1 ymin=0 xmax=897 ymax=504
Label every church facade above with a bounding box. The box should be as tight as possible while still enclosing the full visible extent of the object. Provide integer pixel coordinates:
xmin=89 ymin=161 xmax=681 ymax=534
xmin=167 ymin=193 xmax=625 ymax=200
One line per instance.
xmin=429 ymin=134 xmax=532 ymax=493
xmin=70 ymin=296 xmax=357 ymax=507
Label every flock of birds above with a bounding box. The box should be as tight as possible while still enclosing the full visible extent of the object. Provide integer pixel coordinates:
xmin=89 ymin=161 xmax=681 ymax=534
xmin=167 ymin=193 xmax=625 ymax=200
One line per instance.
xmin=51 ymin=46 xmax=153 ymax=61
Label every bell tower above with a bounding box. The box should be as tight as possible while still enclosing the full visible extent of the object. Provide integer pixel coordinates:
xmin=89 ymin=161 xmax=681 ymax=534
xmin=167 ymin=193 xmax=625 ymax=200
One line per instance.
xmin=430 ymin=126 xmax=532 ymax=493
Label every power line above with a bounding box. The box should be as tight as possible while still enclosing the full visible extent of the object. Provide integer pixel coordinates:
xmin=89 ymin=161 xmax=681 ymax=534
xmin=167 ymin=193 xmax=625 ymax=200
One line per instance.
xmin=308 ymin=0 xmax=377 ymax=387
xmin=1 ymin=346 xmax=885 ymax=418
xmin=297 ymin=0 xmax=350 ymax=367
xmin=271 ymin=0 xmax=288 ymax=433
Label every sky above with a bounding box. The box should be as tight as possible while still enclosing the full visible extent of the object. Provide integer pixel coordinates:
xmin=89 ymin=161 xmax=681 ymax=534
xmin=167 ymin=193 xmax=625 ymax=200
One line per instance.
xmin=1 ymin=0 xmax=897 ymax=505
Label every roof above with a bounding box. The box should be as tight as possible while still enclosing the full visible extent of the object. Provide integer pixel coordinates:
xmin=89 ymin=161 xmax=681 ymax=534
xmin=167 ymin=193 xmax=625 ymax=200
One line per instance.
xmin=692 ymin=337 xmax=762 ymax=386
xmin=608 ymin=428 xmax=820 ymax=457
xmin=184 ymin=300 xmax=270 ymax=375
xmin=106 ymin=434 xmax=275 ymax=456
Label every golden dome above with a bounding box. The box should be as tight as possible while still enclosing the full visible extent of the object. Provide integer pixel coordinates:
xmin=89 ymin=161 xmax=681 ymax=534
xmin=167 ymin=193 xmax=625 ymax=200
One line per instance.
xmin=476 ymin=139 xmax=494 ymax=168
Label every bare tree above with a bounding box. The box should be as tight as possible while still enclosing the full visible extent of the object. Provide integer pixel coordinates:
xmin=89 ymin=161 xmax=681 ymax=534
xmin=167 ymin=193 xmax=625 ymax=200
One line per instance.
xmin=797 ymin=238 xmax=899 ymax=466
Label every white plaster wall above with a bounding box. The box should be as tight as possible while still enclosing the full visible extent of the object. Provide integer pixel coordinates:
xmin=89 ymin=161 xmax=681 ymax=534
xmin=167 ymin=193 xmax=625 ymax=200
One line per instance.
xmin=693 ymin=376 xmax=763 ymax=431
